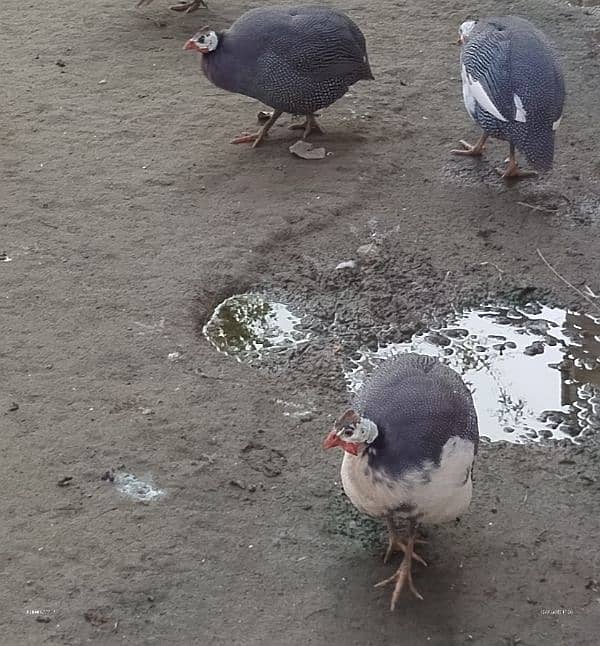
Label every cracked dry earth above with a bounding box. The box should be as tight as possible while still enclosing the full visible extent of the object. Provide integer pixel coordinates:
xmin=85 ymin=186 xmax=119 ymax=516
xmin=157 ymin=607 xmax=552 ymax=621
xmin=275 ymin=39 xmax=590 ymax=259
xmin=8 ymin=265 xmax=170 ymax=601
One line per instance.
xmin=2 ymin=0 xmax=600 ymax=644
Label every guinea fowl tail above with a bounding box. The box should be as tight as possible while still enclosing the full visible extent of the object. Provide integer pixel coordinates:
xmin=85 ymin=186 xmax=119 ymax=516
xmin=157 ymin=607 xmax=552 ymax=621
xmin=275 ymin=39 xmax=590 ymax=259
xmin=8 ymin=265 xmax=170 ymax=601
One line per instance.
xmin=512 ymin=124 xmax=556 ymax=172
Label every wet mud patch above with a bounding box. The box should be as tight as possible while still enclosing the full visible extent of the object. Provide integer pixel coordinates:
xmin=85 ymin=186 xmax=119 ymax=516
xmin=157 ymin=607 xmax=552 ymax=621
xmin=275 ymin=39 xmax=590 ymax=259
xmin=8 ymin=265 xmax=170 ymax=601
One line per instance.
xmin=345 ymin=304 xmax=600 ymax=444
xmin=324 ymin=490 xmax=383 ymax=554
xmin=112 ymin=472 xmax=166 ymax=502
xmin=203 ymin=292 xmax=312 ymax=365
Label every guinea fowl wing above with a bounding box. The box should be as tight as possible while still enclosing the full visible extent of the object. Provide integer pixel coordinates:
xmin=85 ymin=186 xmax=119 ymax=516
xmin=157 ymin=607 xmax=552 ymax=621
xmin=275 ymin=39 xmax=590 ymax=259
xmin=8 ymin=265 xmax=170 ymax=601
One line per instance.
xmin=270 ymin=11 xmax=372 ymax=82
xmin=461 ymin=26 xmax=513 ymax=124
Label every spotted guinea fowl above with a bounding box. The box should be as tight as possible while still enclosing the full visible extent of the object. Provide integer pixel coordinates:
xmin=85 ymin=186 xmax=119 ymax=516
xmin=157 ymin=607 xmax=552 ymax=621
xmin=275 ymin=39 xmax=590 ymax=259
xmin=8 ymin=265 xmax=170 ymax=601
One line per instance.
xmin=324 ymin=354 xmax=479 ymax=610
xmin=183 ymin=5 xmax=373 ymax=147
xmin=453 ymin=16 xmax=565 ymax=179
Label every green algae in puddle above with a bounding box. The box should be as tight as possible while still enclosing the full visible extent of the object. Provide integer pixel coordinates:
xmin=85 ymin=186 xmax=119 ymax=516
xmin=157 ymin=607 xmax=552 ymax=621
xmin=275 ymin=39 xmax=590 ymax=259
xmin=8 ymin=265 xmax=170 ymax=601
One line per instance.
xmin=203 ymin=293 xmax=310 ymax=362
xmin=324 ymin=490 xmax=384 ymax=554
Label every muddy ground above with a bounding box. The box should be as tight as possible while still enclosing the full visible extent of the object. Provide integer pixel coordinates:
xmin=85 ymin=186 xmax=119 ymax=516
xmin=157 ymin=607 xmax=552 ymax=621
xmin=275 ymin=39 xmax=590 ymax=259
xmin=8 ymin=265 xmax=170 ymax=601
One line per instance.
xmin=2 ymin=0 xmax=600 ymax=643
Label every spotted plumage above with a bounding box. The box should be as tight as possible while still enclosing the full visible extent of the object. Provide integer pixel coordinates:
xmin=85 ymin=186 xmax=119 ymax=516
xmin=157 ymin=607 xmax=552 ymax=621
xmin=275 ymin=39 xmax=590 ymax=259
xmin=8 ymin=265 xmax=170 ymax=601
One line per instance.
xmin=184 ymin=5 xmax=373 ymax=146
xmin=456 ymin=16 xmax=565 ymax=176
xmin=341 ymin=354 xmax=478 ymax=523
xmin=324 ymin=354 xmax=479 ymax=609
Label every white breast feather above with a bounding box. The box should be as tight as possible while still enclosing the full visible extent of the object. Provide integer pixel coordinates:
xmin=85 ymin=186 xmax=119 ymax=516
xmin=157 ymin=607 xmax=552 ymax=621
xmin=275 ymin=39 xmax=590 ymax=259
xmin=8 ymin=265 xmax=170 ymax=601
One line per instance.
xmin=340 ymin=436 xmax=475 ymax=524
xmin=461 ymin=64 xmax=507 ymax=123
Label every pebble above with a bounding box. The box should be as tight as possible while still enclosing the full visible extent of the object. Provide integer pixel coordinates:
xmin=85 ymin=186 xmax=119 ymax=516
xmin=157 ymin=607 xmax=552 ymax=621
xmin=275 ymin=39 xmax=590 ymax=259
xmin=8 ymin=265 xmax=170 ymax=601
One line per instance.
xmin=335 ymin=260 xmax=357 ymax=270
xmin=524 ymin=341 xmax=545 ymax=356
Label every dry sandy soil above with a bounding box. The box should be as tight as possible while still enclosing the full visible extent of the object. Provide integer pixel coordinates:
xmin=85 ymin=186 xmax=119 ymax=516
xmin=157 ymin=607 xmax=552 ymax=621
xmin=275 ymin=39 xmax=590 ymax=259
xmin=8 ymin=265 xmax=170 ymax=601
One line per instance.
xmin=2 ymin=0 xmax=600 ymax=643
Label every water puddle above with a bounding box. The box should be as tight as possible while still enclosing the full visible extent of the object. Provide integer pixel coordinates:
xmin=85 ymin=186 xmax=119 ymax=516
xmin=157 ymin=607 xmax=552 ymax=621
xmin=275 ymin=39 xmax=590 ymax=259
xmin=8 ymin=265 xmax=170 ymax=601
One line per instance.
xmin=114 ymin=473 xmax=166 ymax=502
xmin=203 ymin=293 xmax=310 ymax=363
xmin=345 ymin=304 xmax=600 ymax=444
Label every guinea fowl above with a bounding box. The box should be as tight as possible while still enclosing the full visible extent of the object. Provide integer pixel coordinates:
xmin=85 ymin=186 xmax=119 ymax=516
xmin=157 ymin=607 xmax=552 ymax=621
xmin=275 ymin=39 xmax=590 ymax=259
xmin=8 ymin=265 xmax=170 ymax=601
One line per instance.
xmin=324 ymin=354 xmax=479 ymax=610
xmin=183 ymin=5 xmax=373 ymax=147
xmin=453 ymin=16 xmax=565 ymax=179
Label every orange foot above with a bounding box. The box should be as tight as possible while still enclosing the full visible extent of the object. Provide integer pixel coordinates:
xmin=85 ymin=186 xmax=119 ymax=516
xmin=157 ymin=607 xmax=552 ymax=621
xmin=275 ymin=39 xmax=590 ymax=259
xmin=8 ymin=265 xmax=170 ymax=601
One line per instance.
xmin=451 ymin=134 xmax=488 ymax=157
xmin=288 ymin=114 xmax=325 ymax=139
xmin=231 ymin=110 xmax=283 ymax=148
xmin=170 ymin=0 xmax=207 ymax=12
xmin=376 ymin=527 xmax=425 ymax=610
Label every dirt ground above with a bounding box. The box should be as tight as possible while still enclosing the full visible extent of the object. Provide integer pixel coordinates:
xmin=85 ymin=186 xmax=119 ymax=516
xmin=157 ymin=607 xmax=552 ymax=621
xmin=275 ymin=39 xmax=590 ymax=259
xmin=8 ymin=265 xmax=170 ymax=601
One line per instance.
xmin=2 ymin=0 xmax=600 ymax=643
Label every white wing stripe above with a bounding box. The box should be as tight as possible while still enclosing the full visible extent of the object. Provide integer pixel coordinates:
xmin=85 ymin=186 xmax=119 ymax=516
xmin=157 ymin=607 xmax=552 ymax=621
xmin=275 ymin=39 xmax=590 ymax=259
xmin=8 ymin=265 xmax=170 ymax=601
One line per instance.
xmin=513 ymin=94 xmax=527 ymax=122
xmin=461 ymin=65 xmax=508 ymax=123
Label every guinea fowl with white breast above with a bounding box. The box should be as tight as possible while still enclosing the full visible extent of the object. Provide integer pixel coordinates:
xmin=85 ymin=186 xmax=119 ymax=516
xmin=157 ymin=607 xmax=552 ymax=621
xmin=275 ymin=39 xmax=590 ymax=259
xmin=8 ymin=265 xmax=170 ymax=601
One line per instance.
xmin=183 ymin=5 xmax=373 ymax=147
xmin=453 ymin=16 xmax=565 ymax=178
xmin=324 ymin=354 xmax=479 ymax=610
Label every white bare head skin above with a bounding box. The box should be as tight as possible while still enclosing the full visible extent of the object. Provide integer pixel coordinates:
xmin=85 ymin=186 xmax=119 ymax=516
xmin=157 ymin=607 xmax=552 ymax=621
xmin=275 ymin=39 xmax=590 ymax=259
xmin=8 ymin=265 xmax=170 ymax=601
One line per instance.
xmin=458 ymin=20 xmax=477 ymax=45
xmin=334 ymin=409 xmax=379 ymax=445
xmin=184 ymin=30 xmax=219 ymax=54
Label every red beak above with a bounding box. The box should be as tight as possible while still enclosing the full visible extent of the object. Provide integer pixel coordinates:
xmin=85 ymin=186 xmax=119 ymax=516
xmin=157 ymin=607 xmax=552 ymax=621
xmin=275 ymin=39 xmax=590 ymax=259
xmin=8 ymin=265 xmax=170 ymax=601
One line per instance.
xmin=323 ymin=430 xmax=340 ymax=450
xmin=183 ymin=39 xmax=198 ymax=51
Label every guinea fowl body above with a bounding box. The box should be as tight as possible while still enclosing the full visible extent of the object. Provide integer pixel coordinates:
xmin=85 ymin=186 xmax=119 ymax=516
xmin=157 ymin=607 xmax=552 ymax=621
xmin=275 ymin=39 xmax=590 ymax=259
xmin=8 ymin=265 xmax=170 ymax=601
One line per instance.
xmin=340 ymin=354 xmax=479 ymax=525
xmin=200 ymin=5 xmax=373 ymax=116
xmin=460 ymin=16 xmax=565 ymax=171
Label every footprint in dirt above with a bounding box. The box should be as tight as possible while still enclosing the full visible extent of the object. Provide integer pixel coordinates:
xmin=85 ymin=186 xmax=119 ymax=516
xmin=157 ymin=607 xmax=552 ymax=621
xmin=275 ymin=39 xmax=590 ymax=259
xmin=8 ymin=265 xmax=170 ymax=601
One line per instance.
xmin=240 ymin=441 xmax=287 ymax=477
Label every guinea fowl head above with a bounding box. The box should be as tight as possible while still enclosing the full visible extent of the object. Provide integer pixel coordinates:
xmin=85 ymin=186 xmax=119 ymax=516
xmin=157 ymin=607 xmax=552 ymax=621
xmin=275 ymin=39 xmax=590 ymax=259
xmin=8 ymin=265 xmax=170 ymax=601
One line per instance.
xmin=323 ymin=409 xmax=379 ymax=456
xmin=457 ymin=20 xmax=477 ymax=45
xmin=184 ymin=29 xmax=219 ymax=54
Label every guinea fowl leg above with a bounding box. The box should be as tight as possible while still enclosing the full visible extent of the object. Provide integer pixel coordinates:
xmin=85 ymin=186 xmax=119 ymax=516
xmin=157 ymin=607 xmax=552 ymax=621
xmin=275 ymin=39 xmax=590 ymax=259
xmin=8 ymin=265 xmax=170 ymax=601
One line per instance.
xmin=451 ymin=134 xmax=488 ymax=156
xmin=496 ymin=143 xmax=537 ymax=179
xmin=383 ymin=519 xmax=427 ymax=566
xmin=288 ymin=114 xmax=325 ymax=139
xmin=231 ymin=110 xmax=283 ymax=148
xmin=169 ymin=0 xmax=207 ymax=12
xmin=375 ymin=521 xmax=424 ymax=610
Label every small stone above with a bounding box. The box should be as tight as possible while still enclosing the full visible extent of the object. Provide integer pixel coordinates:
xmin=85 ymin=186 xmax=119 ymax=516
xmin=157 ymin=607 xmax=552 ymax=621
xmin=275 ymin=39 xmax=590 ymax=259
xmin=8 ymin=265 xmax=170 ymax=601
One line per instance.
xmin=56 ymin=59 xmax=66 ymax=67
xmin=298 ymin=411 xmax=314 ymax=422
xmin=229 ymin=479 xmax=246 ymax=489
xmin=57 ymin=476 xmax=73 ymax=487
xmin=140 ymin=408 xmax=154 ymax=416
xmin=98 ymin=79 xmax=107 ymax=85
xmin=247 ymin=484 xmax=257 ymax=492
xmin=147 ymin=595 xmax=155 ymax=602
xmin=335 ymin=260 xmax=357 ymax=270
xmin=8 ymin=402 xmax=19 ymax=411
xmin=36 ymin=616 xmax=51 ymax=623
xmin=524 ymin=341 xmax=545 ymax=357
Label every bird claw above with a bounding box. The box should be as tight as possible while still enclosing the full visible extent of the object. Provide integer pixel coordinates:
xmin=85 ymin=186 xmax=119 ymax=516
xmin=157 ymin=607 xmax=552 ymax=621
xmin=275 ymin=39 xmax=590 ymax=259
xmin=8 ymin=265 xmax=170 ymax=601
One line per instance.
xmin=375 ymin=560 xmax=424 ymax=610
xmin=383 ymin=536 xmax=428 ymax=567
xmin=288 ymin=115 xmax=325 ymax=139
xmin=451 ymin=139 xmax=485 ymax=156
xmin=495 ymin=164 xmax=537 ymax=179
xmin=169 ymin=0 xmax=207 ymax=12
